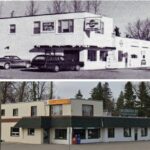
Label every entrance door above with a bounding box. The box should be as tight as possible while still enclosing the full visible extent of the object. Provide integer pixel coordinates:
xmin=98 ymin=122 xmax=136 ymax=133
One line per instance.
xmin=134 ymin=128 xmax=138 ymax=141
xmin=43 ymin=129 xmax=50 ymax=144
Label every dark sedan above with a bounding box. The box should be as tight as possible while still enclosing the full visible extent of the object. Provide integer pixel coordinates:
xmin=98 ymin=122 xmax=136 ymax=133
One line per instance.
xmin=0 ymin=55 xmax=31 ymax=69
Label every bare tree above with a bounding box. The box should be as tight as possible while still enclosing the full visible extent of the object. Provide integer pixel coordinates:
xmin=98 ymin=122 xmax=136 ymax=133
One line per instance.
xmin=0 ymin=2 xmax=3 ymax=17
xmin=91 ymin=0 xmax=101 ymax=14
xmin=84 ymin=1 xmax=93 ymax=12
xmin=71 ymin=0 xmax=83 ymax=12
xmin=25 ymin=0 xmax=39 ymax=16
xmin=126 ymin=18 xmax=150 ymax=41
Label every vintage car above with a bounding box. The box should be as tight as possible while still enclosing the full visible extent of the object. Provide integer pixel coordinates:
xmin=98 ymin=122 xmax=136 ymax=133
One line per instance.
xmin=31 ymin=55 xmax=84 ymax=72
xmin=0 ymin=55 xmax=31 ymax=69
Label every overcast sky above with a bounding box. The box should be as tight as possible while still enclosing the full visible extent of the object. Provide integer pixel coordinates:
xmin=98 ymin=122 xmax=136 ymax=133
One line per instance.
xmin=54 ymin=81 xmax=125 ymax=100
xmin=1 ymin=1 xmax=150 ymax=35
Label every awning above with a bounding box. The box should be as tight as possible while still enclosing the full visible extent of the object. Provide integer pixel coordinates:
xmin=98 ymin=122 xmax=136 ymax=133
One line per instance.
xmin=29 ymin=45 xmax=116 ymax=53
xmin=14 ymin=117 xmax=51 ymax=128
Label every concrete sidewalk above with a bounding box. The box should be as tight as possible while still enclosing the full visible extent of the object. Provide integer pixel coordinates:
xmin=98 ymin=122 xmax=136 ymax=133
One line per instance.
xmin=1 ymin=141 xmax=150 ymax=150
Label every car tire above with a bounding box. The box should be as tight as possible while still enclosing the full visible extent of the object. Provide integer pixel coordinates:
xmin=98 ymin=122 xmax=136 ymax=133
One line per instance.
xmin=75 ymin=65 xmax=80 ymax=71
xmin=4 ymin=63 xmax=10 ymax=70
xmin=25 ymin=63 xmax=31 ymax=68
xmin=54 ymin=65 xmax=60 ymax=72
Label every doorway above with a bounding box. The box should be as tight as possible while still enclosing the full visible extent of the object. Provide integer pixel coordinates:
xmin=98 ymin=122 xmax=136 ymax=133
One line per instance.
xmin=43 ymin=128 xmax=50 ymax=144
xmin=134 ymin=128 xmax=138 ymax=141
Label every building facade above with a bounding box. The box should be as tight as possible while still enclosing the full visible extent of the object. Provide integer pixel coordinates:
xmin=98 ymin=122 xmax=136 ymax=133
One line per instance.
xmin=1 ymin=12 xmax=150 ymax=70
xmin=1 ymin=99 xmax=150 ymax=144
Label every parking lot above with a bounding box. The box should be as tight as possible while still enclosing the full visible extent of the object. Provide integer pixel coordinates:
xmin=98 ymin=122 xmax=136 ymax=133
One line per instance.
xmin=1 ymin=68 xmax=150 ymax=79
xmin=1 ymin=141 xmax=150 ymax=150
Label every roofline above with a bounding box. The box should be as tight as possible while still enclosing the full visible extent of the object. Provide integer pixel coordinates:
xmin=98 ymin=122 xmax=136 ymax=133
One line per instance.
xmin=0 ymin=11 xmax=94 ymax=20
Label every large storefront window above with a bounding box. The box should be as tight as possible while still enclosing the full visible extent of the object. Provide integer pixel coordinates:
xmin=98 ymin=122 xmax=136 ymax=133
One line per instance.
xmin=141 ymin=128 xmax=148 ymax=137
xmin=55 ymin=129 xmax=67 ymax=140
xmin=51 ymin=105 xmax=62 ymax=116
xmin=31 ymin=106 xmax=37 ymax=116
xmin=73 ymin=129 xmax=86 ymax=139
xmin=58 ymin=20 xmax=74 ymax=33
xmin=108 ymin=128 xmax=115 ymax=138
xmin=10 ymin=127 xmax=19 ymax=136
xmin=82 ymin=105 xmax=93 ymax=116
xmin=88 ymin=50 xmax=97 ymax=61
xmin=124 ymin=128 xmax=131 ymax=137
xmin=88 ymin=128 xmax=100 ymax=139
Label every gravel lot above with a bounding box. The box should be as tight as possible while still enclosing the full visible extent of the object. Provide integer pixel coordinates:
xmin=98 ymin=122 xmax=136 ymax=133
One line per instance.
xmin=0 ymin=68 xmax=150 ymax=79
xmin=1 ymin=141 xmax=150 ymax=150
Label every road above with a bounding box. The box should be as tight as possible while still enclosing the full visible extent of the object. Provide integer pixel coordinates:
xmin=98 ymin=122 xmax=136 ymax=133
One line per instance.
xmin=1 ymin=141 xmax=150 ymax=150
xmin=0 ymin=68 xmax=150 ymax=79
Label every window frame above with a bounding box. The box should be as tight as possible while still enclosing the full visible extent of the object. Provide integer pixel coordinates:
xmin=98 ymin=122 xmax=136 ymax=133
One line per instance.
xmin=10 ymin=127 xmax=20 ymax=137
xmin=82 ymin=104 xmax=94 ymax=116
xmin=88 ymin=128 xmax=100 ymax=139
xmin=13 ymin=108 xmax=18 ymax=116
xmin=10 ymin=24 xmax=16 ymax=33
xmin=55 ymin=129 xmax=67 ymax=140
xmin=28 ymin=128 xmax=35 ymax=136
xmin=31 ymin=106 xmax=37 ymax=117
xmin=42 ymin=21 xmax=55 ymax=33
xmin=88 ymin=50 xmax=97 ymax=61
xmin=108 ymin=128 xmax=115 ymax=138
xmin=51 ymin=104 xmax=63 ymax=116
xmin=33 ymin=21 xmax=41 ymax=34
xmin=1 ymin=109 xmax=5 ymax=116
xmin=58 ymin=19 xmax=74 ymax=33
xmin=124 ymin=128 xmax=131 ymax=137
xmin=141 ymin=128 xmax=148 ymax=137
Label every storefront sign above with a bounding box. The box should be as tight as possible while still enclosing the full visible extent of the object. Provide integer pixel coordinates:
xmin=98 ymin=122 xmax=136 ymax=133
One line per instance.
xmin=47 ymin=99 xmax=71 ymax=105
xmin=85 ymin=18 xmax=100 ymax=31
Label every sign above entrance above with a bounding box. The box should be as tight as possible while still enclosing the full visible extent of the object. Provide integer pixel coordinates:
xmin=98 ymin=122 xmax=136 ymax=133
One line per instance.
xmin=84 ymin=18 xmax=101 ymax=31
xmin=47 ymin=99 xmax=71 ymax=105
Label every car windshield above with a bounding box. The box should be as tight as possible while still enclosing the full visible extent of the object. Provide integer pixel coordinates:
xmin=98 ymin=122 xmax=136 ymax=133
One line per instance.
xmin=59 ymin=57 xmax=64 ymax=61
xmin=13 ymin=56 xmax=21 ymax=60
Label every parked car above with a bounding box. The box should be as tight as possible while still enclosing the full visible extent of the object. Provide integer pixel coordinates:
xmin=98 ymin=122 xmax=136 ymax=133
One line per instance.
xmin=31 ymin=55 xmax=84 ymax=72
xmin=0 ymin=55 xmax=31 ymax=69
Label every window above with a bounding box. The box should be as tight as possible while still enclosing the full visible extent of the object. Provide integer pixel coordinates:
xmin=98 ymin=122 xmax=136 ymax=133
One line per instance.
xmin=131 ymin=54 xmax=138 ymax=59
xmin=51 ymin=105 xmax=62 ymax=116
xmin=58 ymin=20 xmax=74 ymax=33
xmin=124 ymin=128 xmax=131 ymax=137
xmin=100 ymin=51 xmax=108 ymax=61
xmin=118 ymin=51 xmax=123 ymax=62
xmin=95 ymin=21 xmax=104 ymax=34
xmin=88 ymin=50 xmax=97 ymax=61
xmin=13 ymin=108 xmax=18 ymax=116
xmin=10 ymin=127 xmax=19 ymax=136
xmin=31 ymin=106 xmax=37 ymax=116
xmin=73 ymin=129 xmax=86 ymax=139
xmin=82 ymin=105 xmax=93 ymax=116
xmin=1 ymin=109 xmax=5 ymax=116
xmin=28 ymin=128 xmax=35 ymax=136
xmin=10 ymin=24 xmax=16 ymax=33
xmin=55 ymin=129 xmax=67 ymax=139
xmin=108 ymin=128 xmax=115 ymax=138
xmin=141 ymin=128 xmax=148 ymax=137
xmin=42 ymin=22 xmax=55 ymax=32
xmin=88 ymin=128 xmax=100 ymax=139
xmin=34 ymin=21 xmax=41 ymax=34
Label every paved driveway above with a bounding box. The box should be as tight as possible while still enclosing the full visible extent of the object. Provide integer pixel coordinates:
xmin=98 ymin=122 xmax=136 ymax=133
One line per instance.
xmin=1 ymin=68 xmax=150 ymax=79
xmin=1 ymin=141 xmax=150 ymax=150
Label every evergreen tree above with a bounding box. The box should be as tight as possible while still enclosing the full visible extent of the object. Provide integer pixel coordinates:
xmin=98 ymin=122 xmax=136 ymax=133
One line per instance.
xmin=124 ymin=82 xmax=134 ymax=108
xmin=138 ymin=82 xmax=150 ymax=116
xmin=75 ymin=90 xmax=83 ymax=99
xmin=116 ymin=91 xmax=124 ymax=111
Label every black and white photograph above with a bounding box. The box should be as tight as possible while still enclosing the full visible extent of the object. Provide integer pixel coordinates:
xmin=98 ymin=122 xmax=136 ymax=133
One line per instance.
xmin=0 ymin=0 xmax=150 ymax=79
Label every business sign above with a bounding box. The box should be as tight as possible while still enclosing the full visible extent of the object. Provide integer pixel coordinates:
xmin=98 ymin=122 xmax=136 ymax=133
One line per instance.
xmin=47 ymin=99 xmax=71 ymax=105
xmin=120 ymin=109 xmax=138 ymax=117
xmin=85 ymin=18 xmax=100 ymax=31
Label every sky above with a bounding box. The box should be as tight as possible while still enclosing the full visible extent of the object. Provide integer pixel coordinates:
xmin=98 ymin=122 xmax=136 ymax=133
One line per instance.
xmin=1 ymin=1 xmax=150 ymax=35
xmin=54 ymin=81 xmax=125 ymax=100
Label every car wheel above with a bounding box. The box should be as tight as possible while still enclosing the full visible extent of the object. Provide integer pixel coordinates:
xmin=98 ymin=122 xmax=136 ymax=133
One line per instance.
xmin=25 ymin=63 xmax=31 ymax=68
xmin=75 ymin=65 xmax=80 ymax=71
xmin=4 ymin=63 xmax=10 ymax=69
xmin=54 ymin=65 xmax=60 ymax=72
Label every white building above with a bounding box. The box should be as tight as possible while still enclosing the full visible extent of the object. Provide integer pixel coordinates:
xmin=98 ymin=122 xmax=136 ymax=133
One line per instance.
xmin=0 ymin=12 xmax=150 ymax=70
xmin=1 ymin=99 xmax=150 ymax=144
